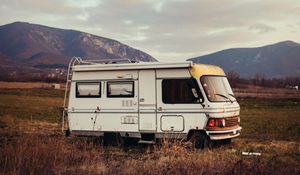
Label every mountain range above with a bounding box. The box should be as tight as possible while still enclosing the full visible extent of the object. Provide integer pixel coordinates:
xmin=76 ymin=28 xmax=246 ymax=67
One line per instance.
xmin=1 ymin=22 xmax=299 ymax=80
xmin=0 ymin=22 xmax=156 ymax=70
xmin=188 ymin=41 xmax=300 ymax=78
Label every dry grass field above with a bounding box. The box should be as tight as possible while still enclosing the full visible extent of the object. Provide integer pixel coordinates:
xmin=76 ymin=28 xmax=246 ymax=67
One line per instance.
xmin=0 ymin=86 xmax=299 ymax=175
xmin=233 ymin=87 xmax=300 ymax=99
xmin=0 ymin=81 xmax=54 ymax=89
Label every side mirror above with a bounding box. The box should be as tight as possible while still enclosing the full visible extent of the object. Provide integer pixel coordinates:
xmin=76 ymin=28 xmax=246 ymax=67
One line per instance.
xmin=192 ymin=88 xmax=204 ymax=105
xmin=191 ymin=88 xmax=199 ymax=98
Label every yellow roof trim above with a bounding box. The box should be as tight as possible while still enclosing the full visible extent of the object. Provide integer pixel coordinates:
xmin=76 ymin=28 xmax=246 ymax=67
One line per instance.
xmin=190 ymin=64 xmax=225 ymax=79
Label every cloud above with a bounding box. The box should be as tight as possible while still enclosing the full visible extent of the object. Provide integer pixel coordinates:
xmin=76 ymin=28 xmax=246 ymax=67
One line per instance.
xmin=1 ymin=0 xmax=300 ymax=61
xmin=248 ymin=23 xmax=276 ymax=34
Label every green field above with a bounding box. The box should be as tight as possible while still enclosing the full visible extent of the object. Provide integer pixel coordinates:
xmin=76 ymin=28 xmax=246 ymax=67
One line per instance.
xmin=240 ymin=98 xmax=300 ymax=141
xmin=0 ymin=88 xmax=299 ymax=174
xmin=0 ymin=88 xmax=64 ymax=123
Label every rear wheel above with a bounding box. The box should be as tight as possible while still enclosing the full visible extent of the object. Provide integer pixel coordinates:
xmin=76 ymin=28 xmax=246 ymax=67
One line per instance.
xmin=103 ymin=133 xmax=124 ymax=146
xmin=65 ymin=129 xmax=71 ymax=137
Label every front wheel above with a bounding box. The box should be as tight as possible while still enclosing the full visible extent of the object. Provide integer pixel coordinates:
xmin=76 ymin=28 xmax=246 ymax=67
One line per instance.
xmin=222 ymin=138 xmax=231 ymax=144
xmin=190 ymin=132 xmax=212 ymax=149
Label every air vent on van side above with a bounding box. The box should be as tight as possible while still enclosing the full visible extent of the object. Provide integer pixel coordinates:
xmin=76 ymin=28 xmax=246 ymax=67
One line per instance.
xmin=122 ymin=100 xmax=134 ymax=107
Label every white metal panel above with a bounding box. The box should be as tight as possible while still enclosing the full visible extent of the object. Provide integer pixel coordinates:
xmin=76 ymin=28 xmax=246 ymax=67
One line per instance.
xmin=138 ymin=70 xmax=156 ymax=131
xmin=161 ymin=115 xmax=184 ymax=131
xmin=156 ymin=69 xmax=191 ymax=78
xmin=97 ymin=114 xmax=138 ymax=132
xmin=68 ymin=113 xmax=95 ymax=131
xmin=139 ymin=70 xmax=156 ymax=105
xmin=139 ymin=113 xmax=156 ymax=131
xmin=69 ymin=112 xmax=139 ymax=132
xmin=72 ymin=70 xmax=138 ymax=81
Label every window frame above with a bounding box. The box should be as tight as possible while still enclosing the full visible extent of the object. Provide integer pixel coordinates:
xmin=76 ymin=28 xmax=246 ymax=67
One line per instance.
xmin=106 ymin=81 xmax=135 ymax=98
xmin=75 ymin=82 xmax=102 ymax=98
xmin=161 ymin=78 xmax=203 ymax=104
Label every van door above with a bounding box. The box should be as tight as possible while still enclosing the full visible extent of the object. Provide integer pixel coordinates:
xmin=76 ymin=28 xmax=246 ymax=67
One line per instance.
xmin=138 ymin=70 xmax=156 ymax=131
xmin=156 ymin=77 xmax=205 ymax=132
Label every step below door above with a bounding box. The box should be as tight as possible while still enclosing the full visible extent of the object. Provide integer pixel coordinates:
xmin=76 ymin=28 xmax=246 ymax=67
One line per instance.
xmin=138 ymin=70 xmax=156 ymax=131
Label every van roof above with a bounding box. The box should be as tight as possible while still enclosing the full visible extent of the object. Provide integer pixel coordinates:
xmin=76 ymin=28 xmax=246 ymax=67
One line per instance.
xmin=190 ymin=64 xmax=225 ymax=78
xmin=72 ymin=61 xmax=225 ymax=77
xmin=73 ymin=61 xmax=193 ymax=71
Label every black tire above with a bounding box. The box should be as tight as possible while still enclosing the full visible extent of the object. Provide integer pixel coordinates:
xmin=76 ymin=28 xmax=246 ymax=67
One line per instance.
xmin=65 ymin=129 xmax=71 ymax=137
xmin=104 ymin=133 xmax=124 ymax=147
xmin=190 ymin=132 xmax=211 ymax=149
xmin=222 ymin=138 xmax=231 ymax=144
xmin=115 ymin=134 xmax=124 ymax=147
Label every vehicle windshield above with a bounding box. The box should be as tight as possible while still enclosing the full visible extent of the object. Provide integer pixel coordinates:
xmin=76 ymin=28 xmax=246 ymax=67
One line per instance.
xmin=200 ymin=76 xmax=236 ymax=102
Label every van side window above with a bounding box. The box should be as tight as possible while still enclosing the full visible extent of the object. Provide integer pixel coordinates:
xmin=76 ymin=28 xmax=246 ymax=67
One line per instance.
xmin=107 ymin=81 xmax=134 ymax=98
xmin=162 ymin=78 xmax=202 ymax=104
xmin=76 ymin=82 xmax=101 ymax=98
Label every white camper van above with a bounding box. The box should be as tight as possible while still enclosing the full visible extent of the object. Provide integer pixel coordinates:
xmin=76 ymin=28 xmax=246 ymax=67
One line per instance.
xmin=63 ymin=57 xmax=241 ymax=148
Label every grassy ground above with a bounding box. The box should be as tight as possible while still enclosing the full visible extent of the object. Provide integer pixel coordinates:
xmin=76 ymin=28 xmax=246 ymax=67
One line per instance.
xmin=239 ymin=98 xmax=300 ymax=141
xmin=0 ymin=88 xmax=299 ymax=175
xmin=0 ymin=88 xmax=63 ymax=123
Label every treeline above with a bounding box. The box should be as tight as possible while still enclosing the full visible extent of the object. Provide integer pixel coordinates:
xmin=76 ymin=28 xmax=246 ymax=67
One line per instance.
xmin=0 ymin=65 xmax=67 ymax=83
xmin=227 ymin=71 xmax=300 ymax=88
xmin=0 ymin=68 xmax=299 ymax=88
xmin=0 ymin=71 xmax=66 ymax=83
xmin=0 ymin=76 xmax=66 ymax=83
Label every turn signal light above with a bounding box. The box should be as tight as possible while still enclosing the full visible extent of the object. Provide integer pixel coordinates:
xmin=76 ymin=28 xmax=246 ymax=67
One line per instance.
xmin=207 ymin=118 xmax=225 ymax=127
xmin=207 ymin=118 xmax=215 ymax=127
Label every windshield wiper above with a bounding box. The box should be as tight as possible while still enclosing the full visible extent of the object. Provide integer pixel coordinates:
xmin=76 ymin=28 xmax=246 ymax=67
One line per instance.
xmin=215 ymin=93 xmax=233 ymax=103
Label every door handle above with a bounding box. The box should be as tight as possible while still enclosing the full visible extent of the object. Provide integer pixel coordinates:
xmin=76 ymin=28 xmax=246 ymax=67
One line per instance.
xmin=158 ymin=107 xmax=162 ymax=111
xmin=95 ymin=106 xmax=100 ymax=113
xmin=139 ymin=98 xmax=145 ymax=102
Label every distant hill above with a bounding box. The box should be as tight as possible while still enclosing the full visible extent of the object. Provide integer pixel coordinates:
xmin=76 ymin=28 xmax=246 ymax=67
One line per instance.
xmin=188 ymin=41 xmax=300 ymax=78
xmin=0 ymin=22 xmax=156 ymax=69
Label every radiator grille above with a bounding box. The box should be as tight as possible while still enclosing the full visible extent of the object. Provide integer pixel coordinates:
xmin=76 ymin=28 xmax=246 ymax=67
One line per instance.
xmin=225 ymin=117 xmax=239 ymax=127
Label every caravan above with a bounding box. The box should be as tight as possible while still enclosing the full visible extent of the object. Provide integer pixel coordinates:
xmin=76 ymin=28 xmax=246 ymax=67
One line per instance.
xmin=63 ymin=57 xmax=241 ymax=148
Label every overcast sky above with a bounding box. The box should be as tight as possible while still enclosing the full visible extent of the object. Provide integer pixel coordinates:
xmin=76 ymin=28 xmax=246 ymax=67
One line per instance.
xmin=1 ymin=0 xmax=300 ymax=61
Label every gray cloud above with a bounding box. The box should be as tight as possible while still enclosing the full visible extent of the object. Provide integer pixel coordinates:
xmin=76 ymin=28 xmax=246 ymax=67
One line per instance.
xmin=1 ymin=0 xmax=300 ymax=61
xmin=248 ymin=23 xmax=276 ymax=34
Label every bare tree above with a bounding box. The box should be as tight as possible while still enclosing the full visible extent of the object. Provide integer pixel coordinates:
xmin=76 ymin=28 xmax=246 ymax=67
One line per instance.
xmin=226 ymin=71 xmax=240 ymax=87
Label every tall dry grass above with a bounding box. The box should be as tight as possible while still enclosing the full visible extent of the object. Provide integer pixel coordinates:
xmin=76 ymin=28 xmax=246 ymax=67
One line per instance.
xmin=0 ymin=132 xmax=299 ymax=175
xmin=0 ymin=88 xmax=299 ymax=175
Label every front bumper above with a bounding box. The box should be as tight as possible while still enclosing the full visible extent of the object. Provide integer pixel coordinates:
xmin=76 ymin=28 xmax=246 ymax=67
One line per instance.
xmin=206 ymin=126 xmax=242 ymax=140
